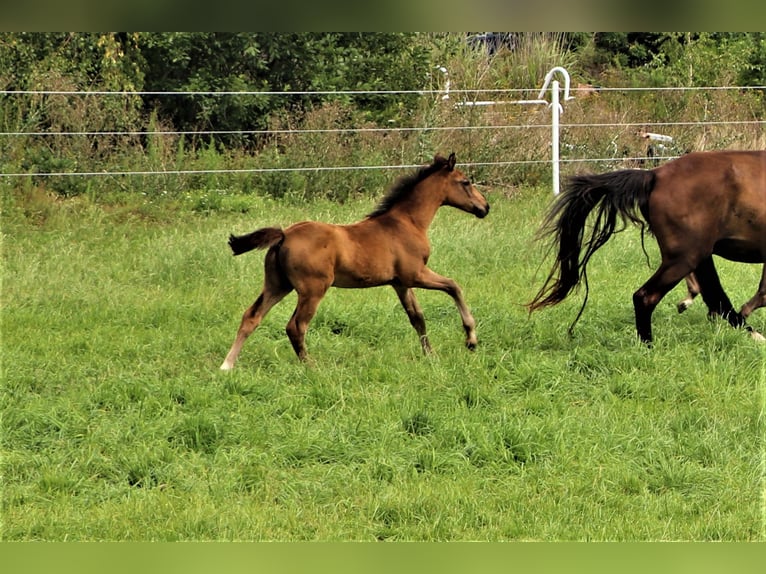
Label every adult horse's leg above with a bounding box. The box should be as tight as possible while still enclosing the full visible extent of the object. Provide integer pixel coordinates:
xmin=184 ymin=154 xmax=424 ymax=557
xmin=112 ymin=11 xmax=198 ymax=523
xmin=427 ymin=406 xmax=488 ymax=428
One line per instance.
xmin=693 ymin=256 xmax=746 ymax=329
xmin=741 ymin=265 xmax=766 ymax=319
xmin=677 ymin=272 xmax=701 ymax=314
xmin=412 ymin=267 xmax=478 ymax=350
xmin=220 ymin=249 xmax=292 ymax=370
xmin=633 ymin=258 xmax=692 ymax=344
xmin=393 ymin=285 xmax=432 ymax=354
xmin=740 ymin=265 xmax=766 ymax=341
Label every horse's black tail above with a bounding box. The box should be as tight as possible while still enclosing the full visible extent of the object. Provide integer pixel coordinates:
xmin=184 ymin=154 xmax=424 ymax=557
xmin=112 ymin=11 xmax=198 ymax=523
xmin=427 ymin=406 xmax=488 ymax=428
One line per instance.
xmin=228 ymin=227 xmax=285 ymax=256
xmin=527 ymin=169 xmax=656 ymax=330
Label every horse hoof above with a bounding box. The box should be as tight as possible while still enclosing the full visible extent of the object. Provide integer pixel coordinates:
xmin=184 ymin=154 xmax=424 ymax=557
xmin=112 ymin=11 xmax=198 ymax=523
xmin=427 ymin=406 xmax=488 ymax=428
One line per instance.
xmin=220 ymin=362 xmax=233 ymax=371
xmin=750 ymin=330 xmax=766 ymax=342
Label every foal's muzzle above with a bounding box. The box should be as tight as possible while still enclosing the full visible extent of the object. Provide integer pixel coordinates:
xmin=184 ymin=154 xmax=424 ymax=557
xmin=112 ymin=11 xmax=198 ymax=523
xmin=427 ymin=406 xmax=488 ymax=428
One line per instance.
xmin=473 ymin=203 xmax=490 ymax=218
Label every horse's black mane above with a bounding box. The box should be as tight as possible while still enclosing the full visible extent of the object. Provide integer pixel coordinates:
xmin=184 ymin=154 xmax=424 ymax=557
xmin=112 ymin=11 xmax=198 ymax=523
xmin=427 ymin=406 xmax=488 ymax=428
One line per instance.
xmin=366 ymin=155 xmax=450 ymax=218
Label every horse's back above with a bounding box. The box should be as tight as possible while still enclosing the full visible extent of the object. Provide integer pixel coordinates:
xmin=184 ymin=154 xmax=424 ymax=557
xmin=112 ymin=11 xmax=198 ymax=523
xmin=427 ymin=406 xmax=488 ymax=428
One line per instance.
xmin=655 ymin=150 xmax=763 ymax=179
xmin=663 ymin=149 xmax=762 ymax=179
xmin=650 ymin=150 xmax=766 ymax=263
xmin=279 ymin=219 xmax=405 ymax=289
xmin=652 ymin=150 xmax=764 ymax=206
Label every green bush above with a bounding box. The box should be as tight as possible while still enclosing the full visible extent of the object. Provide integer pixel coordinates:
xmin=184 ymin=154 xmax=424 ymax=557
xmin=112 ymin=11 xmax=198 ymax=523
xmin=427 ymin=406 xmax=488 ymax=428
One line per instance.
xmin=2 ymin=33 xmax=764 ymax=206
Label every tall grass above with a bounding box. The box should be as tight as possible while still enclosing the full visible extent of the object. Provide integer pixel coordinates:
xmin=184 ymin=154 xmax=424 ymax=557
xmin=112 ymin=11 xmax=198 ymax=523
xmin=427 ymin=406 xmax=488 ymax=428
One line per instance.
xmin=2 ymin=187 xmax=763 ymax=540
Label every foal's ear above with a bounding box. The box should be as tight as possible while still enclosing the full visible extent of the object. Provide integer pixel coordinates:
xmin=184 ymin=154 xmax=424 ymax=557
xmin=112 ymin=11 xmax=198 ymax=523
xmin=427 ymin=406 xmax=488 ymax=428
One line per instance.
xmin=447 ymin=152 xmax=456 ymax=171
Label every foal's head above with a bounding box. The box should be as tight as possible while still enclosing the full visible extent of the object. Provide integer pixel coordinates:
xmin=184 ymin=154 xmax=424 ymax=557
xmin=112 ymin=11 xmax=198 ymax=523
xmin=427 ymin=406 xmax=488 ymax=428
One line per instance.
xmin=433 ymin=153 xmax=489 ymax=218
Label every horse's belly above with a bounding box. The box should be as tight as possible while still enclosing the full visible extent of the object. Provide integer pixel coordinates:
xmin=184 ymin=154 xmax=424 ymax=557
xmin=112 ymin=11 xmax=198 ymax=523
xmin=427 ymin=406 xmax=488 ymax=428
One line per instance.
xmin=713 ymin=239 xmax=764 ymax=263
xmin=332 ymin=267 xmax=392 ymax=289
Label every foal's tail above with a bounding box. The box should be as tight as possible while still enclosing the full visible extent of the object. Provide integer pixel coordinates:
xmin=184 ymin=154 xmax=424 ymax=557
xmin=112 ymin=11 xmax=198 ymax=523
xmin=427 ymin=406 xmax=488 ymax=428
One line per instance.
xmin=228 ymin=227 xmax=285 ymax=256
xmin=527 ymin=169 xmax=656 ymax=329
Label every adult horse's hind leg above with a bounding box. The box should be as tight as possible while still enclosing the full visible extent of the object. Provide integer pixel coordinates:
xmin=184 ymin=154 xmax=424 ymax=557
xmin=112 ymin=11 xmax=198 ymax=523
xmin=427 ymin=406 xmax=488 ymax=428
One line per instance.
xmin=740 ymin=265 xmax=766 ymax=341
xmin=693 ymin=256 xmax=746 ymax=330
xmin=741 ymin=265 xmax=766 ymax=319
xmin=412 ymin=267 xmax=478 ymax=350
xmin=393 ymin=285 xmax=432 ymax=354
xmin=633 ymin=258 xmax=692 ymax=344
xmin=677 ymin=273 xmax=701 ymax=314
xmin=220 ymin=249 xmax=293 ymax=370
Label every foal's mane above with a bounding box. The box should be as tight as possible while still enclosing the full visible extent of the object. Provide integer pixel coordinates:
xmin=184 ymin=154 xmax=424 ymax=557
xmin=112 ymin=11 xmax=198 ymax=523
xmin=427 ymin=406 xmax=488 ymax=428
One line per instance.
xmin=366 ymin=155 xmax=450 ymax=218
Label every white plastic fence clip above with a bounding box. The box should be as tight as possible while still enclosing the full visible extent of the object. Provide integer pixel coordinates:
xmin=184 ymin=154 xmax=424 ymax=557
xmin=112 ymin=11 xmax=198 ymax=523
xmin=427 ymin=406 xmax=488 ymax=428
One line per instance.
xmin=638 ymin=129 xmax=673 ymax=142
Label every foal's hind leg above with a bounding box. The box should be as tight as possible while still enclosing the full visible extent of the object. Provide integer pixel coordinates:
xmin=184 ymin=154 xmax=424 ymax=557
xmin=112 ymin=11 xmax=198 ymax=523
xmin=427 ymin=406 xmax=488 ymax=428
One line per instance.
xmin=393 ymin=285 xmax=432 ymax=354
xmin=220 ymin=287 xmax=291 ymax=370
xmin=285 ymin=284 xmax=330 ymax=361
xmin=412 ymin=267 xmax=478 ymax=350
xmin=220 ymin=250 xmax=292 ymax=370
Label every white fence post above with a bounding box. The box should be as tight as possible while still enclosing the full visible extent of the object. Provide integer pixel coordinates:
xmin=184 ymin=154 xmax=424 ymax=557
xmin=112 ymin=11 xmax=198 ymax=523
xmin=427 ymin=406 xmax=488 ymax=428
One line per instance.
xmin=551 ymin=79 xmax=561 ymax=195
xmin=537 ymin=67 xmax=573 ymax=195
xmin=452 ymin=66 xmax=574 ymax=195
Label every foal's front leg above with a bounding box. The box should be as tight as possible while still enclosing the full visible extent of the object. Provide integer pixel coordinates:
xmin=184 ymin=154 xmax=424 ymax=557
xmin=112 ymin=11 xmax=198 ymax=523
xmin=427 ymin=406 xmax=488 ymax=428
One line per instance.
xmin=412 ymin=267 xmax=478 ymax=350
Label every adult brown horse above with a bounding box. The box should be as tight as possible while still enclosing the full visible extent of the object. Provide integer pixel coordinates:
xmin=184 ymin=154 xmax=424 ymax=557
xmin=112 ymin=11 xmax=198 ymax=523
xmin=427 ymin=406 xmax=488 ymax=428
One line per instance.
xmin=528 ymin=150 xmax=765 ymax=344
xmin=220 ymin=153 xmax=489 ymax=368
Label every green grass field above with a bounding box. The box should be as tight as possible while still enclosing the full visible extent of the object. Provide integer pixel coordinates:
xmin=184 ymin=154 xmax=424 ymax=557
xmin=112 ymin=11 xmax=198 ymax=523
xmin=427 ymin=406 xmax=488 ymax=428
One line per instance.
xmin=2 ymin=187 xmax=764 ymax=540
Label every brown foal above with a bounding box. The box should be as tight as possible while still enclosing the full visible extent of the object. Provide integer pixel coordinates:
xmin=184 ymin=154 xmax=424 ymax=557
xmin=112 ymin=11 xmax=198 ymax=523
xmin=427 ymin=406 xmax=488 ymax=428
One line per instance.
xmin=220 ymin=153 xmax=489 ymax=368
